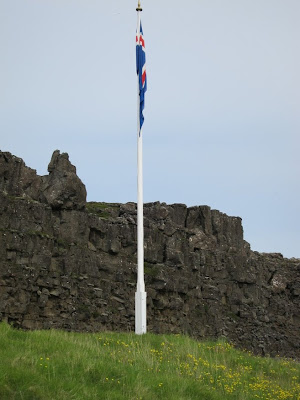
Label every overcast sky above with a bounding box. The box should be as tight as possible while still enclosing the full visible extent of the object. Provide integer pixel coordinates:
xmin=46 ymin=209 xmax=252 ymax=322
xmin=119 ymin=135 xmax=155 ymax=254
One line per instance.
xmin=1 ymin=0 xmax=299 ymax=258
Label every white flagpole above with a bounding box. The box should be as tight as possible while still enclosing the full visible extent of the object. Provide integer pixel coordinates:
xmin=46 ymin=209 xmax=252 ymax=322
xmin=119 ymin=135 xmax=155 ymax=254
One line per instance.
xmin=135 ymin=0 xmax=147 ymax=335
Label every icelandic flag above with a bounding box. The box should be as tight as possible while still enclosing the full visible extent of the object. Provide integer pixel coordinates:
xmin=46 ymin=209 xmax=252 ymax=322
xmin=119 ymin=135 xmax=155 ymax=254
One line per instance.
xmin=136 ymin=20 xmax=147 ymax=131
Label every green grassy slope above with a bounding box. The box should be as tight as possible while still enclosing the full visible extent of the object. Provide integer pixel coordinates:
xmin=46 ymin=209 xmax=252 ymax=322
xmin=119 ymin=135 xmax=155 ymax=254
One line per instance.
xmin=0 ymin=323 xmax=299 ymax=400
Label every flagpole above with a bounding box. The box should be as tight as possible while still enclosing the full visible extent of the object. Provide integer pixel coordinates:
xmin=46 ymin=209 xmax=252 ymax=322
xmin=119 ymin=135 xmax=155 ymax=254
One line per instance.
xmin=135 ymin=0 xmax=147 ymax=335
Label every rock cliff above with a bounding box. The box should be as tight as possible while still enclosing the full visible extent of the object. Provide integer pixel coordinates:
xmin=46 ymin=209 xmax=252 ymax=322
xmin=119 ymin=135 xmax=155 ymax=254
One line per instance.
xmin=0 ymin=150 xmax=299 ymax=358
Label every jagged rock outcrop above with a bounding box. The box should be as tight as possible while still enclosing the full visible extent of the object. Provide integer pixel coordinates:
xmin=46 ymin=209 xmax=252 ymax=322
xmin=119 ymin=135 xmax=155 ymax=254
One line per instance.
xmin=0 ymin=150 xmax=299 ymax=359
xmin=0 ymin=150 xmax=86 ymax=210
xmin=0 ymin=151 xmax=42 ymax=200
xmin=40 ymin=150 xmax=86 ymax=210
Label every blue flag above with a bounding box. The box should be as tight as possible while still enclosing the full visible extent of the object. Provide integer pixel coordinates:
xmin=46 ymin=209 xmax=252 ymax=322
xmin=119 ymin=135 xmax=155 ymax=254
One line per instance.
xmin=136 ymin=20 xmax=147 ymax=131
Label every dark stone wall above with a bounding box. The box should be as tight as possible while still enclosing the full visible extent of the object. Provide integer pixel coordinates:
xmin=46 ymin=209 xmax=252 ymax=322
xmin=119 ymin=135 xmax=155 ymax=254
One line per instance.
xmin=0 ymin=150 xmax=299 ymax=358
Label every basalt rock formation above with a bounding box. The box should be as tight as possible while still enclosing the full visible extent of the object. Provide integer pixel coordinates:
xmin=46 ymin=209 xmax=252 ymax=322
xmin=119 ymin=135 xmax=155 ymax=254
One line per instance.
xmin=0 ymin=150 xmax=299 ymax=358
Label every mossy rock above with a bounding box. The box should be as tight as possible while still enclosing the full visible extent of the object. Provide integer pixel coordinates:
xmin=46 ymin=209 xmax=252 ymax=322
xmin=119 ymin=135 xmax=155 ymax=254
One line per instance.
xmin=144 ymin=262 xmax=160 ymax=278
xmin=86 ymin=202 xmax=120 ymax=219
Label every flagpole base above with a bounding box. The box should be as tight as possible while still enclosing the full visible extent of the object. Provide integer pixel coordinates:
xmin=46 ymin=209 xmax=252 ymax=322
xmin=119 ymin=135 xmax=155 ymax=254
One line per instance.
xmin=135 ymin=291 xmax=147 ymax=334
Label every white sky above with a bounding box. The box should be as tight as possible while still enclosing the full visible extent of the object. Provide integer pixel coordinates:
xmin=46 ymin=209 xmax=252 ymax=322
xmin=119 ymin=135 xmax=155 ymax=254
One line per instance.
xmin=0 ymin=0 xmax=299 ymax=258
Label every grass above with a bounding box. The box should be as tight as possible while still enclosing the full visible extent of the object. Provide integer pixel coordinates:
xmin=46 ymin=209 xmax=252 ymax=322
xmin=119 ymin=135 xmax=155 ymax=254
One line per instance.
xmin=86 ymin=202 xmax=120 ymax=219
xmin=0 ymin=322 xmax=299 ymax=400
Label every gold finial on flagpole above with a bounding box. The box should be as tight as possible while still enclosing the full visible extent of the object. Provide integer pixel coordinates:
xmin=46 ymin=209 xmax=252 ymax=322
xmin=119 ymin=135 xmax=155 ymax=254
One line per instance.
xmin=136 ymin=0 xmax=142 ymax=11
